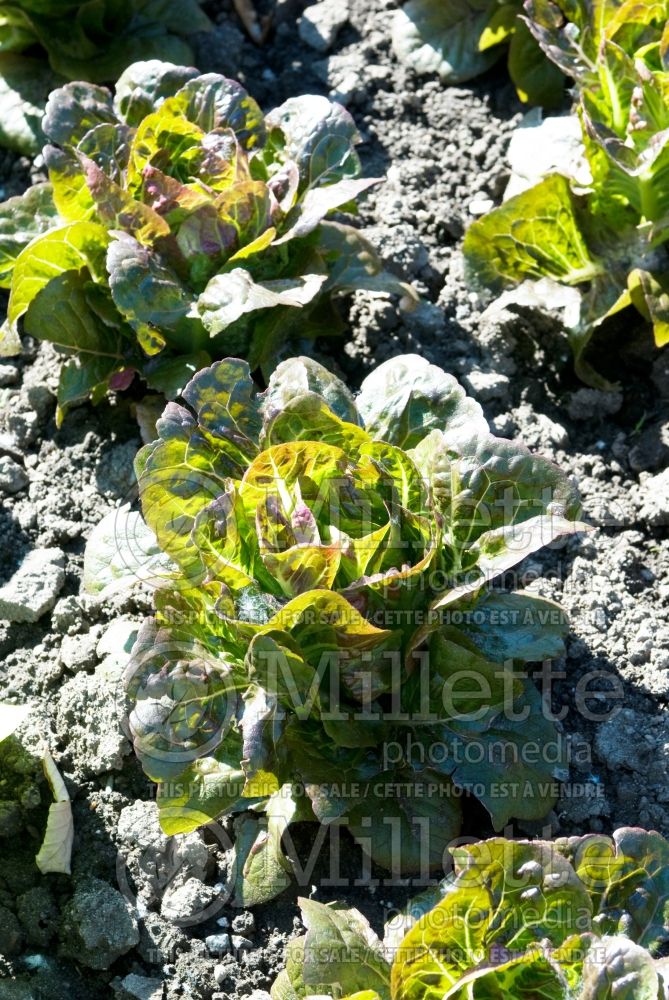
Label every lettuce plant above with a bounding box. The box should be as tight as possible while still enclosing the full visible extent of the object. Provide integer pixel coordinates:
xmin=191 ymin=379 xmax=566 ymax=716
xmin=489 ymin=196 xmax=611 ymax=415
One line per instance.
xmin=392 ymin=0 xmax=564 ymax=107
xmin=271 ymin=827 xmax=669 ymax=999
xmin=92 ymin=353 xmax=586 ymax=903
xmin=0 ymin=0 xmax=212 ymax=153
xmin=0 ymin=60 xmax=411 ymax=422
xmin=464 ymin=0 xmax=669 ymax=385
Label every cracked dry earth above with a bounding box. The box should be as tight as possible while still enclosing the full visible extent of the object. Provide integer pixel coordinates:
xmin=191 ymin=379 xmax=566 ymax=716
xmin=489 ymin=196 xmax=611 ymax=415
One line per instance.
xmin=0 ymin=0 xmax=668 ymax=998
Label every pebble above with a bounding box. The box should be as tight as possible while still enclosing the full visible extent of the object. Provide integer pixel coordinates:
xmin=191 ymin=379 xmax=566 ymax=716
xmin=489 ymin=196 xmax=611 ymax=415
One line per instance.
xmin=59 ymin=878 xmax=139 ymax=970
xmin=232 ymin=911 xmax=255 ymax=936
xmin=0 ymin=904 xmax=23 ymax=956
xmin=299 ymin=0 xmax=349 ymax=51
xmin=464 ymin=369 xmax=510 ymax=403
xmin=115 ymin=974 xmax=164 ymax=1000
xmin=0 ymin=364 xmax=19 ymax=386
xmin=0 ymin=454 xmax=28 ymax=493
xmin=205 ymin=933 xmax=231 ymax=955
xmin=0 ymin=547 xmax=65 ymax=623
xmin=637 ymin=468 xmax=669 ymax=528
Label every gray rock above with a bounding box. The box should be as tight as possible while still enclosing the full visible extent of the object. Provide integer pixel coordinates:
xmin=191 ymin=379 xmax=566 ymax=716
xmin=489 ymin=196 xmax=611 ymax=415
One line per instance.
xmin=115 ymin=974 xmax=164 ymax=1000
xmin=463 ymin=369 xmax=510 ymax=403
xmin=629 ymin=419 xmax=669 ymax=472
xmin=231 ymin=934 xmax=253 ymax=952
xmin=95 ymin=441 xmax=140 ymax=498
xmin=59 ymin=630 xmax=100 ymax=673
xmin=0 ymin=364 xmax=19 ymax=387
xmin=205 ymin=933 xmax=231 ymax=955
xmin=60 ymin=877 xmax=139 ymax=970
xmin=0 ymin=799 xmax=23 ymax=837
xmin=0 ymin=904 xmax=24 ymax=956
xmin=0 ymin=547 xmax=65 ymax=623
xmin=0 ymin=455 xmax=28 ymax=494
xmin=51 ymin=595 xmax=87 ymax=634
xmin=5 ymin=408 xmax=40 ymax=448
xmin=637 ymin=468 xmax=669 ymax=528
xmin=232 ymin=911 xmax=255 ymax=936
xmin=160 ymin=878 xmax=218 ymax=923
xmin=16 ymin=887 xmax=58 ymax=948
xmin=56 ymin=664 xmax=129 ymax=776
xmin=299 ymin=0 xmax=349 ymax=51
xmin=566 ymin=388 xmax=623 ymax=422
xmin=595 ymin=710 xmax=649 ymax=773
xmin=118 ymin=800 xmax=169 ymax=853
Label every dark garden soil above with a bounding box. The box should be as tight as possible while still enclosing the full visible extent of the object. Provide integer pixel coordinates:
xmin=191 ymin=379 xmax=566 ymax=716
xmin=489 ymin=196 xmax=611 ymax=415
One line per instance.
xmin=0 ymin=1 xmax=668 ymax=998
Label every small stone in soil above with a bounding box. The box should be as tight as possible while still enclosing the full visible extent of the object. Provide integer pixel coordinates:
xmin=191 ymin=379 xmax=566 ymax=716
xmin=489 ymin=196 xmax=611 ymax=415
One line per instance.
xmin=0 ymin=364 xmax=19 ymax=387
xmin=0 ymin=799 xmax=23 ymax=837
xmin=205 ymin=932 xmax=231 ymax=955
xmin=16 ymin=886 xmax=58 ymax=948
xmin=232 ymin=911 xmax=255 ymax=936
xmin=0 ymin=454 xmax=28 ymax=493
xmin=114 ymin=973 xmax=164 ymax=1000
xmin=299 ymin=0 xmax=349 ymax=51
xmin=0 ymin=547 xmax=65 ymax=623
xmin=59 ymin=877 xmax=139 ymax=970
xmin=0 ymin=904 xmax=23 ymax=956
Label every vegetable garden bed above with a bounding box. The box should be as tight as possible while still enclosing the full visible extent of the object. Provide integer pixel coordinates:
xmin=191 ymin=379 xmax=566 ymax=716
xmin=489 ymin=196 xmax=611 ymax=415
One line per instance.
xmin=0 ymin=1 xmax=668 ymax=998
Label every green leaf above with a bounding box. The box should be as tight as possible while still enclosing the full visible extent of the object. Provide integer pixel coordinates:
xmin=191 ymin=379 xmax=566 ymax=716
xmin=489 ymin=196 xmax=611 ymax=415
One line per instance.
xmin=42 ymin=80 xmax=118 ymax=146
xmin=392 ymin=0 xmax=500 ymax=83
xmin=0 ymin=52 xmax=58 ymax=153
xmin=464 ymin=174 xmax=601 ymax=291
xmin=107 ymin=232 xmax=205 ymax=355
xmin=266 ymin=95 xmax=361 ymax=187
xmin=581 ymin=936 xmax=660 ymax=1000
xmin=83 ymin=503 xmax=176 ymax=596
xmin=114 ymin=60 xmax=200 ymax=126
xmin=0 ymin=183 xmax=59 ymax=287
xmin=559 ymin=828 xmax=669 ymax=950
xmin=508 ymin=16 xmax=565 ymax=107
xmin=297 ymin=898 xmax=391 ymax=1000
xmin=357 ymin=353 xmax=486 ymax=449
xmin=198 ymin=269 xmax=327 ymax=335
xmin=227 ymin=787 xmax=298 ymax=906
xmin=172 ymin=72 xmax=265 ymax=150
xmin=8 ymin=220 xmax=108 ymax=334
xmin=459 ymin=591 xmax=569 ymax=662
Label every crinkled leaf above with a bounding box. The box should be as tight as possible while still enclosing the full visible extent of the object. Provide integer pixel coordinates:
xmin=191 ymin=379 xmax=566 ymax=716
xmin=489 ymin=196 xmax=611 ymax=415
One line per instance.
xmin=0 ymin=182 xmax=59 ymax=287
xmin=227 ymin=787 xmax=297 ymax=907
xmin=114 ymin=59 xmax=200 ymax=126
xmin=266 ymin=95 xmax=361 ymax=188
xmin=581 ymin=935 xmax=660 ymax=1000
xmin=42 ymin=80 xmax=117 ymax=146
xmin=464 ymin=174 xmax=601 ymax=291
xmin=198 ymin=269 xmax=327 ymax=335
xmin=357 ymin=354 xmax=486 ymax=449
xmin=8 ymin=220 xmax=108 ymax=333
xmin=0 ymin=52 xmax=58 ymax=154
xmin=83 ymin=503 xmax=176 ymax=596
xmin=392 ymin=0 xmax=499 ymax=83
xmin=35 ymin=749 xmax=73 ymax=876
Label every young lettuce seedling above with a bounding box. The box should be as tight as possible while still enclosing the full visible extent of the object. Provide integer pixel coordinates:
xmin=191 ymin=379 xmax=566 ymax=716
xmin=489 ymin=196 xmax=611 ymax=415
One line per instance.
xmin=0 ymin=59 xmax=413 ymax=421
xmin=85 ymin=354 xmax=587 ymax=903
xmin=464 ymin=0 xmax=669 ymax=385
xmin=271 ymin=828 xmax=669 ymax=999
